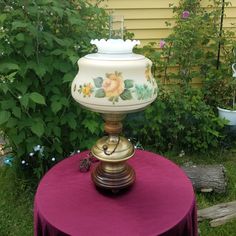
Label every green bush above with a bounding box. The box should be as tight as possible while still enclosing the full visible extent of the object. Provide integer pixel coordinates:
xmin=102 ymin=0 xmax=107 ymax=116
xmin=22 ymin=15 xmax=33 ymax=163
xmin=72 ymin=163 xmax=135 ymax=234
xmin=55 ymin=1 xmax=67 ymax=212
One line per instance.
xmin=130 ymin=0 xmax=233 ymax=153
xmin=125 ymin=86 xmax=226 ymax=154
xmin=0 ymin=0 xmax=107 ymax=180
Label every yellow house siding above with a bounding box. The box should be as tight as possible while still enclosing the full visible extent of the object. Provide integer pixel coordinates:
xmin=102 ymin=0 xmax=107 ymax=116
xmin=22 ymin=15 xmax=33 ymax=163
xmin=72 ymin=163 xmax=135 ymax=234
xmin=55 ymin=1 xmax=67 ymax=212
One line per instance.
xmin=96 ymin=0 xmax=236 ymax=46
xmin=91 ymin=0 xmax=236 ymax=86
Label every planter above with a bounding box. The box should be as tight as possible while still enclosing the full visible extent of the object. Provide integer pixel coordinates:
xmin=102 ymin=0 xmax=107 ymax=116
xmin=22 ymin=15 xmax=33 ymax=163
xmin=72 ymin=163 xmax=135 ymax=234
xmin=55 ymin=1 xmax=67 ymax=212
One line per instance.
xmin=217 ymin=107 xmax=236 ymax=125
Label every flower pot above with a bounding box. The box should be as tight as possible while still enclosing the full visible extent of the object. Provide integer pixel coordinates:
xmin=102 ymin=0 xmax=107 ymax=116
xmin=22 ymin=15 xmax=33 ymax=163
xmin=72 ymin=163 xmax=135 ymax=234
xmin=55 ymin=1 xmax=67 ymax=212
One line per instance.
xmin=217 ymin=107 xmax=236 ymax=125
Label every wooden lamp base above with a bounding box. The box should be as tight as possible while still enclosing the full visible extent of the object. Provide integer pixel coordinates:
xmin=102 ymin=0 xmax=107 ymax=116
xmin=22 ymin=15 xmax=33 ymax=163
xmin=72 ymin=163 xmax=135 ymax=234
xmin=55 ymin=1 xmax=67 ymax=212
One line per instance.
xmin=91 ymin=161 xmax=135 ymax=192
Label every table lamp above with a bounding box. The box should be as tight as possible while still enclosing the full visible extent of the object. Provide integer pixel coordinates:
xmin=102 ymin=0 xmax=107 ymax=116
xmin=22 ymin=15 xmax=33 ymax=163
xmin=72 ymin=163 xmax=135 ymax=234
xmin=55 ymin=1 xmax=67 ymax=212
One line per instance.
xmin=71 ymin=16 xmax=157 ymax=192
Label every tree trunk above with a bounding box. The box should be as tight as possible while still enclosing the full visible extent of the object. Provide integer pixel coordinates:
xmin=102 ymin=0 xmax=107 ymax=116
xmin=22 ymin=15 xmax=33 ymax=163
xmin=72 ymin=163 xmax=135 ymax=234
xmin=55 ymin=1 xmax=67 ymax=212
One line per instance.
xmin=182 ymin=164 xmax=227 ymax=193
xmin=198 ymin=201 xmax=236 ymax=227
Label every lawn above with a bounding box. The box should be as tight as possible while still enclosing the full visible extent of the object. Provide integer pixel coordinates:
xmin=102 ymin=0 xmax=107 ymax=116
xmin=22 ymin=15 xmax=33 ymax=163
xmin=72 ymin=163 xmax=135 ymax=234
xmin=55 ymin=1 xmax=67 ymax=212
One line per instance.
xmin=0 ymin=146 xmax=236 ymax=236
xmin=0 ymin=167 xmax=33 ymax=236
xmin=166 ymin=146 xmax=236 ymax=235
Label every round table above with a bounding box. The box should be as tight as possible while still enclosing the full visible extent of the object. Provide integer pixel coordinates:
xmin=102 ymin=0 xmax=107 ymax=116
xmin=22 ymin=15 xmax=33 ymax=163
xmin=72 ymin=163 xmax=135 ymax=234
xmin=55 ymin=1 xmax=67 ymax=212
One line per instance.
xmin=34 ymin=150 xmax=198 ymax=236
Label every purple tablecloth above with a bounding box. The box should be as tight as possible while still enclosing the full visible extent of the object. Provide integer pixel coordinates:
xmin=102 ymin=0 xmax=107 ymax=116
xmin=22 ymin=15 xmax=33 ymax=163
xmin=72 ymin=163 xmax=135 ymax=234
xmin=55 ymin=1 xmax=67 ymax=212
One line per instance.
xmin=34 ymin=150 xmax=198 ymax=236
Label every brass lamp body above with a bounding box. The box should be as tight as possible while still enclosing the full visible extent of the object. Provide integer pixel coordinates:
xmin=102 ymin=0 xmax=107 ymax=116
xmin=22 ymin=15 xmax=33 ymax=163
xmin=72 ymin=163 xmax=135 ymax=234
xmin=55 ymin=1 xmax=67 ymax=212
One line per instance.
xmin=91 ymin=114 xmax=135 ymax=191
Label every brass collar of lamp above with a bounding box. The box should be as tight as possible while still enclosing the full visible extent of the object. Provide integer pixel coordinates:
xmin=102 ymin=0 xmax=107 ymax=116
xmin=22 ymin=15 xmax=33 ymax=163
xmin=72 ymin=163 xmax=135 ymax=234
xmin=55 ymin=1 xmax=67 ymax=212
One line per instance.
xmin=71 ymin=35 xmax=157 ymax=192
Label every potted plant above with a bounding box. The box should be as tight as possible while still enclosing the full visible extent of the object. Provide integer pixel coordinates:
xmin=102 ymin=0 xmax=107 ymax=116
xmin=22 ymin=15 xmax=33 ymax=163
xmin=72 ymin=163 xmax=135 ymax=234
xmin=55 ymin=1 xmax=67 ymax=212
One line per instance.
xmin=217 ymin=63 xmax=236 ymax=125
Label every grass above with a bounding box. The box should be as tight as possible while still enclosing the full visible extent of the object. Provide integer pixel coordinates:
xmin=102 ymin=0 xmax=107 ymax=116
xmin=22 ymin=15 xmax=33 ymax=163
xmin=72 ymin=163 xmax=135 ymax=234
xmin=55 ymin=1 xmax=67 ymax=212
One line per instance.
xmin=0 ymin=167 xmax=33 ymax=236
xmin=0 ymin=146 xmax=236 ymax=235
xmin=165 ymin=146 xmax=236 ymax=236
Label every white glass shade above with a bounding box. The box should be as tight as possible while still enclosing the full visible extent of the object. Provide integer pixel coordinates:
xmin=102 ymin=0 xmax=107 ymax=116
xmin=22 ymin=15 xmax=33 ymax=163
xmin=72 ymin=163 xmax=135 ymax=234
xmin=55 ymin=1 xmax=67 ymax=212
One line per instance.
xmin=71 ymin=39 xmax=157 ymax=113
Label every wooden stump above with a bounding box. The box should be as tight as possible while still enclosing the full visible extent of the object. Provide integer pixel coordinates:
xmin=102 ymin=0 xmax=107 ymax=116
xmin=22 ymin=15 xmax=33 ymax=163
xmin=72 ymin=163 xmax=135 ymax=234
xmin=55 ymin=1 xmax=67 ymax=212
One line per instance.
xmin=182 ymin=165 xmax=227 ymax=193
xmin=198 ymin=201 xmax=236 ymax=227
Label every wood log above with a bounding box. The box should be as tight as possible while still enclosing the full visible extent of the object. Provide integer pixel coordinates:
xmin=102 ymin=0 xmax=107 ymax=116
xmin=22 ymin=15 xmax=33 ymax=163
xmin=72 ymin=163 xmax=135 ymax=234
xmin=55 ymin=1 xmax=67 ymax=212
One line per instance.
xmin=182 ymin=164 xmax=227 ymax=193
xmin=198 ymin=201 xmax=236 ymax=227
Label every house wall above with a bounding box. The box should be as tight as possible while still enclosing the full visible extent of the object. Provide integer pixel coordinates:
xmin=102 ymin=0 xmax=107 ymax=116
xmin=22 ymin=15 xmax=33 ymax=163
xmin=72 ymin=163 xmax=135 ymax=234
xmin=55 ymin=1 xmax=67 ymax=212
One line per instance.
xmin=97 ymin=0 xmax=236 ymax=47
xmin=92 ymin=0 xmax=236 ymax=86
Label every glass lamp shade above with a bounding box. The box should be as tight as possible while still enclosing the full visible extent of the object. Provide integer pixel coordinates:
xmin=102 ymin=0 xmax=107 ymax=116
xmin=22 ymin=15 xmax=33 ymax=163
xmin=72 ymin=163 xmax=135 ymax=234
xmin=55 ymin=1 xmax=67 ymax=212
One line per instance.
xmin=71 ymin=39 xmax=157 ymax=114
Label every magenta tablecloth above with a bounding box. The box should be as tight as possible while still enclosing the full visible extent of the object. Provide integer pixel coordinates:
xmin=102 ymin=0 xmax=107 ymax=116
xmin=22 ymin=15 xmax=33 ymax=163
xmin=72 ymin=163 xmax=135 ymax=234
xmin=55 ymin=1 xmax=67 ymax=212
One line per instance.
xmin=34 ymin=150 xmax=198 ymax=236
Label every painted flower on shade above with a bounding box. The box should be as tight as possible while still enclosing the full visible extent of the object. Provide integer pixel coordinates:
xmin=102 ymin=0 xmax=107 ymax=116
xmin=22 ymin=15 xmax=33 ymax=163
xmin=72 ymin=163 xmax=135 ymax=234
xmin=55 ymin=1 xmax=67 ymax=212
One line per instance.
xmin=81 ymin=83 xmax=93 ymax=97
xmin=102 ymin=71 xmax=125 ymax=97
xmin=135 ymin=84 xmax=153 ymax=100
xmin=182 ymin=10 xmax=190 ymax=19
xmin=145 ymin=64 xmax=152 ymax=82
xmin=160 ymin=40 xmax=166 ymax=49
xmin=92 ymin=71 xmax=133 ymax=104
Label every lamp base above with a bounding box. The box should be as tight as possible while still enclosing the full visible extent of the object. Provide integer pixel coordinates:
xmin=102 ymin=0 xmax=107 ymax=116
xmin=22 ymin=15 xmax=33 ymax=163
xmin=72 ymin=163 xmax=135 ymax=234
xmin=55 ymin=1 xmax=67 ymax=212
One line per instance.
xmin=91 ymin=161 xmax=135 ymax=192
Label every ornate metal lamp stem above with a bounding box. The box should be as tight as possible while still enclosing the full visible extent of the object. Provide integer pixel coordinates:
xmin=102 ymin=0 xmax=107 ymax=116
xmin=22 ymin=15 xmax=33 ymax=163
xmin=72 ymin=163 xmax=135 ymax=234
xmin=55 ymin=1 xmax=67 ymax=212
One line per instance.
xmin=91 ymin=113 xmax=135 ymax=191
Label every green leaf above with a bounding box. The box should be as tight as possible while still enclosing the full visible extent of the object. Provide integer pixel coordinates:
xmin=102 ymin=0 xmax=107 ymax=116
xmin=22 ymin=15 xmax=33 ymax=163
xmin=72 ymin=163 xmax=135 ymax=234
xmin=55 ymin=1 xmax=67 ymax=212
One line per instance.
xmin=20 ymin=94 xmax=29 ymax=108
xmin=93 ymin=77 xmax=103 ymax=88
xmin=124 ymin=80 xmax=134 ymax=89
xmin=6 ymin=117 xmax=18 ymax=128
xmin=24 ymin=43 xmax=34 ymax=57
xmin=0 ymin=63 xmax=19 ymax=73
xmin=35 ymin=66 xmax=47 ymax=78
xmin=62 ymin=72 xmax=74 ymax=83
xmin=12 ymin=21 xmax=29 ymax=30
xmin=68 ymin=116 xmax=77 ymax=129
xmin=95 ymin=89 xmax=105 ymax=98
xmin=53 ymin=126 xmax=61 ymax=137
xmin=0 ymin=84 xmax=9 ymax=94
xmin=15 ymin=33 xmax=25 ymax=41
xmin=120 ymin=89 xmax=133 ymax=100
xmin=51 ymin=49 xmax=64 ymax=56
xmin=1 ymin=100 xmax=16 ymax=109
xmin=31 ymin=122 xmax=44 ymax=137
xmin=16 ymin=84 xmax=27 ymax=94
xmin=82 ymin=119 xmax=99 ymax=134
xmin=51 ymin=6 xmax=64 ymax=18
xmin=27 ymin=61 xmax=47 ymax=77
xmin=30 ymin=92 xmax=46 ymax=105
xmin=53 ymin=36 xmax=68 ymax=46
xmin=12 ymin=107 xmax=21 ymax=118
xmin=51 ymin=101 xmax=62 ymax=114
xmin=0 ymin=111 xmax=11 ymax=125
xmin=0 ymin=14 xmax=7 ymax=23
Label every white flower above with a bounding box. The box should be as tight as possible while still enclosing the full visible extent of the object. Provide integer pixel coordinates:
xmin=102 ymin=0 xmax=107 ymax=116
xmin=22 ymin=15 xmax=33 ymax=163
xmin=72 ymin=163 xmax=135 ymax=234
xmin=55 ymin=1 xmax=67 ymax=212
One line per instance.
xmin=33 ymin=145 xmax=41 ymax=152
xmin=21 ymin=160 xmax=26 ymax=164
xmin=77 ymin=150 xmax=80 ymax=153
xmin=29 ymin=152 xmax=34 ymax=157
xmin=18 ymin=95 xmax=22 ymax=99
xmin=178 ymin=150 xmax=185 ymax=157
xmin=51 ymin=157 xmax=56 ymax=162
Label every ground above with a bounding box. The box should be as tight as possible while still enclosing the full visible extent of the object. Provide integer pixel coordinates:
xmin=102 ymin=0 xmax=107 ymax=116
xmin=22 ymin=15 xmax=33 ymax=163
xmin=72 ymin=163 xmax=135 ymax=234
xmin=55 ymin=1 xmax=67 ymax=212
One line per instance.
xmin=0 ymin=146 xmax=236 ymax=235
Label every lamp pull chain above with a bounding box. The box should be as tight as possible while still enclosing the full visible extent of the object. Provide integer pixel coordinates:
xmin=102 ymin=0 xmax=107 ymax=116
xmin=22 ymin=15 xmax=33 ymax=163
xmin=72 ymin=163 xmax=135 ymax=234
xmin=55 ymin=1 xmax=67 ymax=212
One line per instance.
xmin=103 ymin=136 xmax=121 ymax=156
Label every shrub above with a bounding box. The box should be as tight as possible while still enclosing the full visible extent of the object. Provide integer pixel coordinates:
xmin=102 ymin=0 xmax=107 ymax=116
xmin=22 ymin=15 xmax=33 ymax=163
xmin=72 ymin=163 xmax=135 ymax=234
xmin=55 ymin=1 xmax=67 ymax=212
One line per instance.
xmin=125 ymin=86 xmax=226 ymax=154
xmin=130 ymin=0 xmax=232 ymax=154
xmin=0 ymin=0 xmax=108 ymax=180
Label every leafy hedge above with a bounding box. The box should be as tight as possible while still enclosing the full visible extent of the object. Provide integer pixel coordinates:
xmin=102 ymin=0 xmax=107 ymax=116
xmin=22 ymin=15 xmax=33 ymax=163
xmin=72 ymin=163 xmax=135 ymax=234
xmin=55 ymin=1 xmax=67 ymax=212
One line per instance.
xmin=125 ymin=87 xmax=226 ymax=154
xmin=0 ymin=0 xmax=107 ymax=179
xmin=0 ymin=0 xmax=234 ymax=181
